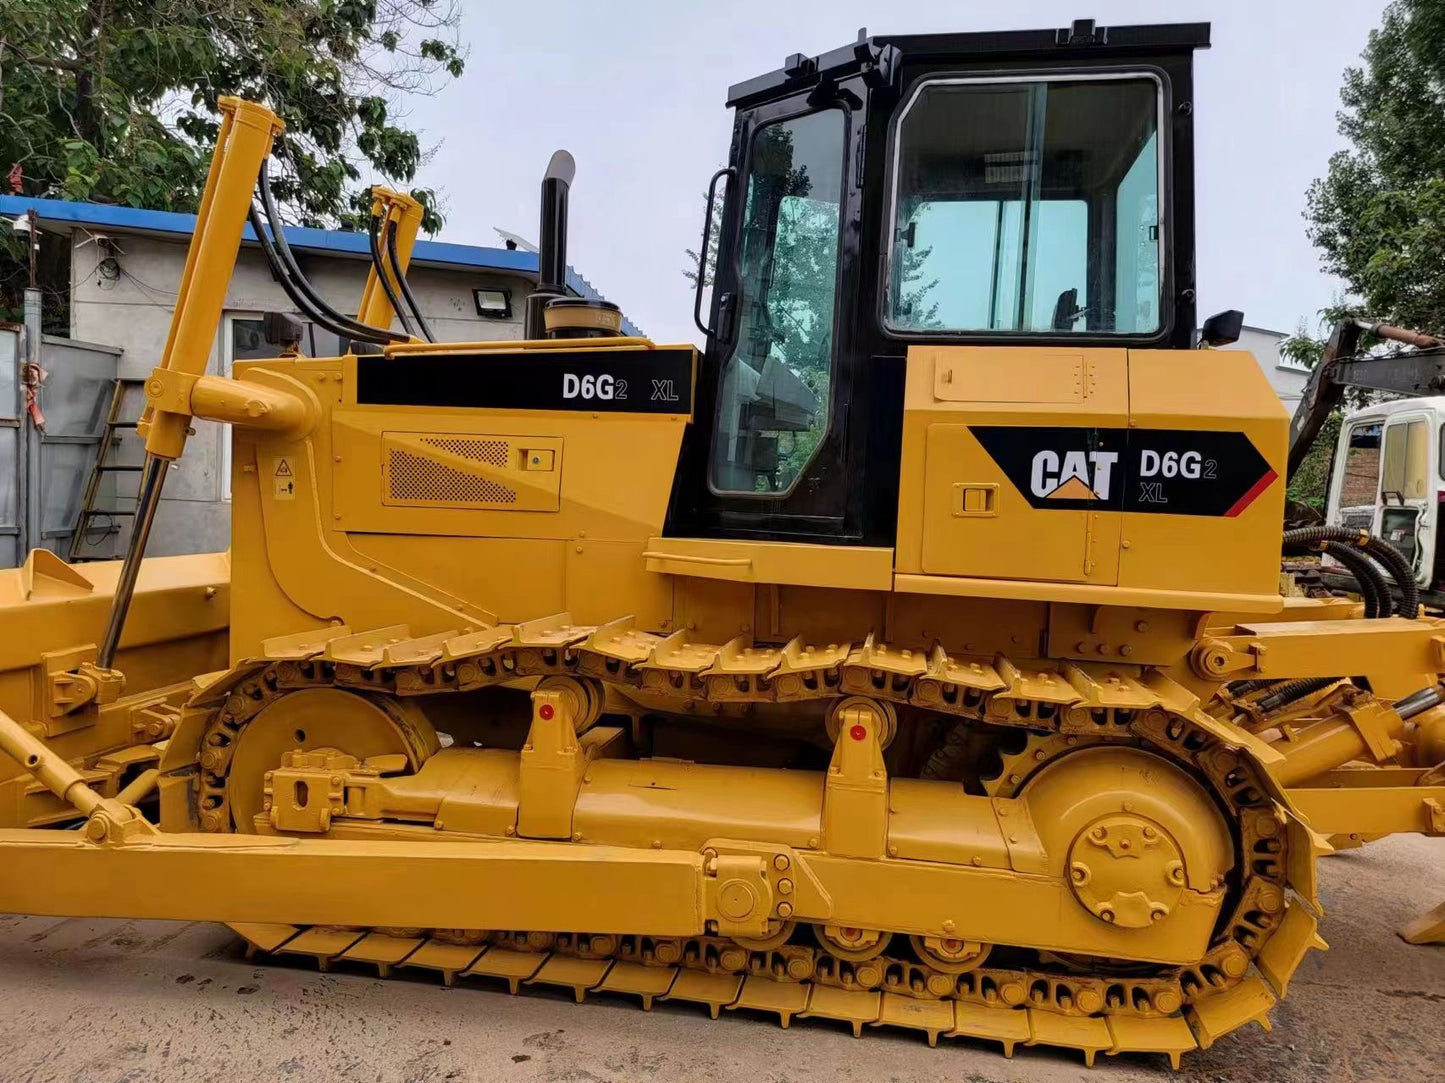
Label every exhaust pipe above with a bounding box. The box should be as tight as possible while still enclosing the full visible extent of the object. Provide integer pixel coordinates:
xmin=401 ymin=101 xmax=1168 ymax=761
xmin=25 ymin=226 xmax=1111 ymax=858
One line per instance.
xmin=524 ymin=150 xmax=576 ymax=340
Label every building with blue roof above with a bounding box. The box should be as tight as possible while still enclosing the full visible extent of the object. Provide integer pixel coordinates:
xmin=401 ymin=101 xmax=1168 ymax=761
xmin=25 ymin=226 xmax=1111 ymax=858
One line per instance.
xmin=0 ymin=193 xmax=640 ymax=556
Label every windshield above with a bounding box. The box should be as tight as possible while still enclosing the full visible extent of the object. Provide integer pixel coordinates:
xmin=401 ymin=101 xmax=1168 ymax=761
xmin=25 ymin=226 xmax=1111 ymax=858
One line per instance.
xmin=710 ymin=109 xmax=845 ymax=495
xmin=887 ymin=74 xmax=1162 ymax=335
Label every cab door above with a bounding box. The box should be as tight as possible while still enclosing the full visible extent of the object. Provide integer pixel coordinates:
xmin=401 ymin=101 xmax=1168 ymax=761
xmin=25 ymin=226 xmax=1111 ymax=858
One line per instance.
xmin=666 ymin=82 xmax=898 ymax=546
xmin=1377 ymin=411 xmax=1434 ymax=585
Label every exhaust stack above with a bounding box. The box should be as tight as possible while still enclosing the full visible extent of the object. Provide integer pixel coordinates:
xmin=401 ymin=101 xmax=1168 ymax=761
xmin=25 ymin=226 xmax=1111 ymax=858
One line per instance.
xmin=524 ymin=150 xmax=575 ymax=340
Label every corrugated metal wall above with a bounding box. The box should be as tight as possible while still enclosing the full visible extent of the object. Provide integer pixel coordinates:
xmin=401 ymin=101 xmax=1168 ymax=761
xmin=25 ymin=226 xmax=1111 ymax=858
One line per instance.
xmin=0 ymin=328 xmax=18 ymax=568
xmin=0 ymin=324 xmax=121 ymax=568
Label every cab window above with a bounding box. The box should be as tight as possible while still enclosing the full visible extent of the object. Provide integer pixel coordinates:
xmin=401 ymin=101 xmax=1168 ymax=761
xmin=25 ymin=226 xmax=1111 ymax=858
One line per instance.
xmin=887 ymin=75 xmax=1162 ymax=334
xmin=1382 ymin=419 xmax=1429 ymax=500
xmin=710 ymin=109 xmax=846 ymax=495
xmin=1340 ymin=421 xmax=1382 ymax=507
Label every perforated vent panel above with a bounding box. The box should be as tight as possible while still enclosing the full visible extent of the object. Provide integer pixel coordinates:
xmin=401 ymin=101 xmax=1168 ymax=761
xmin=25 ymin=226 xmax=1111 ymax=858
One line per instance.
xmin=419 ymin=436 xmax=510 ymax=466
xmin=388 ymin=449 xmax=518 ymax=504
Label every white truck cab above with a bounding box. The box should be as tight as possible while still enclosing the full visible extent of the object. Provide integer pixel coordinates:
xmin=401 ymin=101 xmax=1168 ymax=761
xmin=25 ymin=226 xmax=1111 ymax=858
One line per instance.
xmin=1325 ymin=396 xmax=1445 ymax=594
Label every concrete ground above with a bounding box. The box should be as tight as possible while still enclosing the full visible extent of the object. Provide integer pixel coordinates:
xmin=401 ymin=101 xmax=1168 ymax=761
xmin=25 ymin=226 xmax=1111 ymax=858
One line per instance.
xmin=0 ymin=835 xmax=1441 ymax=1083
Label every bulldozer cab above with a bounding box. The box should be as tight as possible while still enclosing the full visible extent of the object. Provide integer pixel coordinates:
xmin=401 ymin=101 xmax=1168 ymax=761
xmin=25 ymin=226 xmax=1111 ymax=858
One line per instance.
xmin=667 ymin=20 xmax=1207 ymax=546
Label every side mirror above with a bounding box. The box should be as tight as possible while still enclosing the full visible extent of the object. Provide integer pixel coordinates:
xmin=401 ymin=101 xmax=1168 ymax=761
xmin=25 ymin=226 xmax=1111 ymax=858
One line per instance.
xmin=1200 ymin=309 xmax=1244 ymax=347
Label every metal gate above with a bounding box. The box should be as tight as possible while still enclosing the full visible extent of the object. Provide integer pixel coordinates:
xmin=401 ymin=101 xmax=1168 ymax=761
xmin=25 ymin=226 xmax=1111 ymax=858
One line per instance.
xmin=0 ymin=319 xmax=121 ymax=568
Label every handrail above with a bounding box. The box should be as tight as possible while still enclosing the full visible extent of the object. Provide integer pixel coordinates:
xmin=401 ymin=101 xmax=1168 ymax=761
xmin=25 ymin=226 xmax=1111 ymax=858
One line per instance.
xmin=692 ymin=166 xmax=735 ymax=339
xmin=642 ymin=550 xmax=752 ymax=568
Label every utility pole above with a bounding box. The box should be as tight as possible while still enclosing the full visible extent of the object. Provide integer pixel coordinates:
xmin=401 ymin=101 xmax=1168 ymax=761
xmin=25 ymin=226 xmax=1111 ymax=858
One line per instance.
xmin=20 ymin=209 xmax=43 ymax=556
xmin=26 ymin=209 xmax=36 ymax=287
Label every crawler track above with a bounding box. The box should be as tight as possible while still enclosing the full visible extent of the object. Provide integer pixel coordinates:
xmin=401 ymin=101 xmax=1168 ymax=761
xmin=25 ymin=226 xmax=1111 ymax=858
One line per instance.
xmin=190 ymin=617 xmax=1328 ymax=1066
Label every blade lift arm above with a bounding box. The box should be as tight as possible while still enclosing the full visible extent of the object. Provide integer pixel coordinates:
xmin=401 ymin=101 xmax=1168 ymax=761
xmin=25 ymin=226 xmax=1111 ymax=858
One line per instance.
xmin=96 ymin=102 xmax=426 ymax=670
xmin=361 ymin=188 xmax=432 ymax=341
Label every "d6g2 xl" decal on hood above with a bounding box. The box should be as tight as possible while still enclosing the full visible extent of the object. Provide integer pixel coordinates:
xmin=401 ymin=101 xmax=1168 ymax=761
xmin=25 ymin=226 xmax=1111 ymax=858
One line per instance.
xmin=968 ymin=426 xmax=1278 ymax=518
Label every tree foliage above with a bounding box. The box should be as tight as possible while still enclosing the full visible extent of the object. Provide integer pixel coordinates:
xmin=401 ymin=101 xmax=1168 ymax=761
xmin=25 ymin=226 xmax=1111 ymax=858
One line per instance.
xmin=1305 ymin=0 xmax=1445 ymax=333
xmin=0 ymin=0 xmax=465 ymax=230
xmin=1287 ymin=410 xmax=1342 ymax=512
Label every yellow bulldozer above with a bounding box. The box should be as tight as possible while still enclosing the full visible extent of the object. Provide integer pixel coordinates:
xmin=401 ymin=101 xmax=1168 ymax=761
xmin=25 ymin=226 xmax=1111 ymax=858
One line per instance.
xmin=1 ymin=18 xmax=1442 ymax=1068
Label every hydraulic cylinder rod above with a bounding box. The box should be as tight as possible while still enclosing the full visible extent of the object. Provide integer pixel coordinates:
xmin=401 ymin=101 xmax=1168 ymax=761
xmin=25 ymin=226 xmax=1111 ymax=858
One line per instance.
xmin=1269 ymin=685 xmax=1441 ymax=787
xmin=0 ymin=706 xmax=108 ymax=817
xmin=97 ymin=99 xmax=283 ymax=669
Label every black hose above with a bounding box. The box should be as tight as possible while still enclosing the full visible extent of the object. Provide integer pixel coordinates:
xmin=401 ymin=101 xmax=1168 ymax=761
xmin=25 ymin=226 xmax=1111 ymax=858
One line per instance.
xmin=385 ymin=223 xmax=435 ymax=343
xmin=1319 ymin=540 xmax=1388 ymax=618
xmin=367 ymin=215 xmax=416 ymax=339
xmin=1228 ymin=679 xmax=1272 ymax=696
xmin=256 ymin=163 xmax=405 ymax=344
xmin=1255 ymin=676 xmax=1339 ymax=714
xmin=1283 ymin=525 xmax=1421 ymax=618
xmin=247 ymin=205 xmax=394 ymax=346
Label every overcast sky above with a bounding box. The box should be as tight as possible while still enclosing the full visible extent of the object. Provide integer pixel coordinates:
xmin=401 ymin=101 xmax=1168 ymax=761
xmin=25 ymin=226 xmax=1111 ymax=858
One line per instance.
xmin=403 ymin=0 xmax=1387 ymax=345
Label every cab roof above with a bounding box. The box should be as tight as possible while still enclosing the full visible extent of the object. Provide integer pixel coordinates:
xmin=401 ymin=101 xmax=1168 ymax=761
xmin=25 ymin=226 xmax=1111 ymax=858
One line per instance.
xmin=727 ymin=20 xmax=1211 ymax=107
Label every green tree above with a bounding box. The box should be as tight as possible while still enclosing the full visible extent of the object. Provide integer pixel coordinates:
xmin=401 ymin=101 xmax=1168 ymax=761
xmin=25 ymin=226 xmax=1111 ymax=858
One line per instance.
xmin=1287 ymin=410 xmax=1341 ymax=512
xmin=1305 ymin=0 xmax=1445 ymax=333
xmin=0 ymin=0 xmax=464 ymax=229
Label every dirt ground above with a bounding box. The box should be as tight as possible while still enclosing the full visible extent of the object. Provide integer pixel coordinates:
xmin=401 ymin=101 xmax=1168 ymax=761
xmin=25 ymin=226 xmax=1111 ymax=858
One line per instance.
xmin=0 ymin=834 xmax=1441 ymax=1083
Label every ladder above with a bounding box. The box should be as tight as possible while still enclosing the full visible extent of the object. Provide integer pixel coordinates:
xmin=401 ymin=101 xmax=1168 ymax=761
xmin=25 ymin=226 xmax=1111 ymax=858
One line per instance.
xmin=68 ymin=377 xmax=146 ymax=562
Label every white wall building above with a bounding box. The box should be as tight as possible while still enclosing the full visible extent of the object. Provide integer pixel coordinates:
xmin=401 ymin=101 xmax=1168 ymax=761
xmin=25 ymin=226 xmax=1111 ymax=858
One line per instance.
xmin=1222 ymin=324 xmax=1309 ymax=408
xmin=0 ymin=194 xmax=636 ymax=558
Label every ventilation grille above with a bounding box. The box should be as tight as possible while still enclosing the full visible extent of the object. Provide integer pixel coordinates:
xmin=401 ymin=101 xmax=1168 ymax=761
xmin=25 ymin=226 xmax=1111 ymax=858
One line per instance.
xmin=387 ymin=449 xmax=518 ymax=504
xmin=419 ymin=436 xmax=510 ymax=467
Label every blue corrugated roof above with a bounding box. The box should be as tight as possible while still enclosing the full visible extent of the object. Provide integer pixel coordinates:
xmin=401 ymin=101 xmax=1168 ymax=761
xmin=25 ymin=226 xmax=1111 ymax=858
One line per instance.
xmin=0 ymin=193 xmax=642 ymax=336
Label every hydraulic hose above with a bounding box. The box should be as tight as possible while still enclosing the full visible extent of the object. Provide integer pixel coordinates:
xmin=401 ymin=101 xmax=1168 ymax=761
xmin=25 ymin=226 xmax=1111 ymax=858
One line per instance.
xmin=368 ymin=215 xmax=416 ymax=339
xmin=1228 ymin=679 xmax=1273 ymax=696
xmin=248 ymin=205 xmax=394 ymax=346
xmin=385 ymin=223 xmax=435 ymax=343
xmin=256 ymin=163 xmax=405 ymax=344
xmin=1319 ymin=540 xmax=1389 ymax=619
xmin=1254 ymin=676 xmax=1340 ymax=714
xmin=1283 ymin=525 xmax=1421 ymax=618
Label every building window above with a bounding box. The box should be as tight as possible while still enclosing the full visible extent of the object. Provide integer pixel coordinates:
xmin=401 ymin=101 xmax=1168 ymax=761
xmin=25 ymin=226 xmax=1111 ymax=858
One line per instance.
xmin=219 ymin=313 xmax=345 ymax=500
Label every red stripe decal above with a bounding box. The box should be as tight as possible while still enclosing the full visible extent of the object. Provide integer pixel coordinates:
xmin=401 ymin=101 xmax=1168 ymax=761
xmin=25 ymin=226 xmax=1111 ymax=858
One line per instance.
xmin=1225 ymin=467 xmax=1278 ymax=518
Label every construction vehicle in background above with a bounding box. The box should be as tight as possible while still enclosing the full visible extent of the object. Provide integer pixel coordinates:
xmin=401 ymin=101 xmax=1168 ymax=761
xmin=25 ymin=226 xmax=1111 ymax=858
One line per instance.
xmin=1283 ymin=318 xmax=1445 ymax=607
xmin=2 ymin=19 xmax=1444 ymax=1068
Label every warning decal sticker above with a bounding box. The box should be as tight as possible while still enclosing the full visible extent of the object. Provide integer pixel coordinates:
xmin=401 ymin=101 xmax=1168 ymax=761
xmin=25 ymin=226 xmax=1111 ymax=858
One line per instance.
xmin=968 ymin=426 xmax=1277 ymax=518
xmin=272 ymin=457 xmax=296 ymax=501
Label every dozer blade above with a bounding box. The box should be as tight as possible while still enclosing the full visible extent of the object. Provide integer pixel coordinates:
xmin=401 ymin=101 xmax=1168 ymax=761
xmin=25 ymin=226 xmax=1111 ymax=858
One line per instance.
xmin=1399 ymin=901 xmax=1445 ymax=945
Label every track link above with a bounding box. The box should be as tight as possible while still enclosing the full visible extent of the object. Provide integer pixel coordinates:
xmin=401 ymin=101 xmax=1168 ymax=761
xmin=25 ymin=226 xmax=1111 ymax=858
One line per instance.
xmin=230 ymin=920 xmax=1281 ymax=1067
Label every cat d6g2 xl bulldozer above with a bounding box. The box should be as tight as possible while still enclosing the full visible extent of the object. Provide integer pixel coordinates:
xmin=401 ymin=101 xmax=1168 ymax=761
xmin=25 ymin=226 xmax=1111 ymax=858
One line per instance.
xmin=2 ymin=19 xmax=1444 ymax=1068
